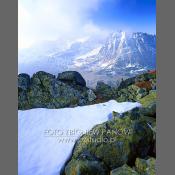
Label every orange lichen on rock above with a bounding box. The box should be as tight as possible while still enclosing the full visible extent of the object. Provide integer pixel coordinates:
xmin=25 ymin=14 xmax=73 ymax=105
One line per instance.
xmin=148 ymin=70 xmax=156 ymax=75
xmin=135 ymin=81 xmax=152 ymax=91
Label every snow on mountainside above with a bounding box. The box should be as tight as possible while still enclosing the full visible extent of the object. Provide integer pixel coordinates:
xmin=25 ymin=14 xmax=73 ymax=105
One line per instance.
xmin=18 ymin=36 xmax=105 ymax=76
xmin=18 ymin=31 xmax=156 ymax=86
xmin=18 ymin=100 xmax=141 ymax=175
xmin=73 ymin=32 xmax=156 ymax=74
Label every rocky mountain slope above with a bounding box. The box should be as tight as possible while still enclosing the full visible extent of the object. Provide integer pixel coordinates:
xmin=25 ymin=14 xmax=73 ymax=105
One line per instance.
xmin=64 ymin=113 xmax=156 ymax=175
xmin=19 ymin=100 xmax=141 ymax=175
xmin=60 ymin=71 xmax=156 ymax=175
xmin=18 ymin=71 xmax=92 ymax=110
xmin=73 ymin=32 xmax=156 ymax=75
xmin=18 ymin=70 xmax=156 ymax=175
xmin=18 ymin=32 xmax=156 ymax=87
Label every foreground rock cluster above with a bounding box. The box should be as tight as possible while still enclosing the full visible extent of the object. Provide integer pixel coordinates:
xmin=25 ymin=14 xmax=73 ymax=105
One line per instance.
xmin=94 ymin=70 xmax=156 ymax=105
xmin=18 ymin=70 xmax=156 ymax=174
xmin=63 ymin=98 xmax=156 ymax=175
xmin=18 ymin=70 xmax=156 ymax=110
xmin=18 ymin=71 xmax=96 ymax=110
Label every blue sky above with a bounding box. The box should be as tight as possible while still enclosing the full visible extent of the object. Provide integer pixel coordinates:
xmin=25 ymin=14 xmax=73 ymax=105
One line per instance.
xmin=19 ymin=0 xmax=156 ymax=48
xmin=91 ymin=0 xmax=156 ymax=34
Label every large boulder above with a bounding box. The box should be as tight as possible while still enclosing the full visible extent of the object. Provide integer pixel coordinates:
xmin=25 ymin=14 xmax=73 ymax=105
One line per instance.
xmin=18 ymin=73 xmax=31 ymax=109
xmin=57 ymin=71 xmax=86 ymax=87
xmin=27 ymin=71 xmax=58 ymax=108
xmin=64 ymin=115 xmax=155 ymax=172
xmin=30 ymin=71 xmax=55 ymax=87
xmin=18 ymin=71 xmax=89 ymax=109
xmin=116 ymin=87 xmax=134 ymax=102
xmin=95 ymin=81 xmax=115 ymax=100
xmin=65 ymin=158 xmax=108 ymax=175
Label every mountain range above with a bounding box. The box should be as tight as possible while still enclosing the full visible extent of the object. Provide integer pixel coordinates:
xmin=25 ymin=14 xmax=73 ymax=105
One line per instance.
xmin=18 ymin=31 xmax=156 ymax=87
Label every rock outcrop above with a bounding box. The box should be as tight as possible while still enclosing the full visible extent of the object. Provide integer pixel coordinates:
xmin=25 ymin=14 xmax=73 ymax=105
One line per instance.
xmin=64 ymin=109 xmax=156 ymax=174
xmin=18 ymin=71 xmax=96 ymax=110
xmin=19 ymin=70 xmax=156 ymax=110
xmin=116 ymin=71 xmax=156 ymax=103
xmin=18 ymin=70 xmax=156 ymax=174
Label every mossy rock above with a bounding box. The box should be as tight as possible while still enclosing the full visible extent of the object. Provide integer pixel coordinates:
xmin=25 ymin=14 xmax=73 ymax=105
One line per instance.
xmin=65 ymin=116 xmax=155 ymax=171
xmin=122 ymin=103 xmax=156 ymax=120
xmin=18 ymin=71 xmax=90 ymax=109
xmin=135 ymin=157 xmax=156 ymax=175
xmin=95 ymin=81 xmax=116 ymax=100
xmin=139 ymin=91 xmax=156 ymax=108
xmin=18 ymin=73 xmax=31 ymax=110
xmin=65 ymin=159 xmax=108 ymax=175
xmin=111 ymin=164 xmax=139 ymax=175
xmin=116 ymin=92 xmax=130 ymax=102
xmin=116 ymin=83 xmax=153 ymax=102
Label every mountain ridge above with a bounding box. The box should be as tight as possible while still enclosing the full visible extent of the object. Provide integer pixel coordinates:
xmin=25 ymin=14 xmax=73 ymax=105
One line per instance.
xmin=18 ymin=31 xmax=156 ymax=87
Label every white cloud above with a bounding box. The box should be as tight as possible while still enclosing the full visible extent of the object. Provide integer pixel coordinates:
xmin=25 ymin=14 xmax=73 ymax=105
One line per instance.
xmin=18 ymin=0 xmax=108 ymax=48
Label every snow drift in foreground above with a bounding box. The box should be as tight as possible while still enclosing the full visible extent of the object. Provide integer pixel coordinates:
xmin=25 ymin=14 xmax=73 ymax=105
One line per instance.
xmin=18 ymin=100 xmax=141 ymax=175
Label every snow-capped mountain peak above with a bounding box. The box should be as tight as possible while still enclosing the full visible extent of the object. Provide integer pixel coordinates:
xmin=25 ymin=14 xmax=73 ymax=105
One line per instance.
xmin=18 ymin=31 xmax=156 ymax=86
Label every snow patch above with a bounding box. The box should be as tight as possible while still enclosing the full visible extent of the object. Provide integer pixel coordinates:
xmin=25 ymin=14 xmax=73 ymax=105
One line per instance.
xmin=18 ymin=100 xmax=141 ymax=175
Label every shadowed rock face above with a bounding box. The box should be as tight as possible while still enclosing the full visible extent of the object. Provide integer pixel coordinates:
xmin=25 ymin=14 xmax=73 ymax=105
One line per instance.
xmin=18 ymin=73 xmax=31 ymax=90
xmin=57 ymin=71 xmax=86 ymax=87
xmin=18 ymin=71 xmax=89 ymax=110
